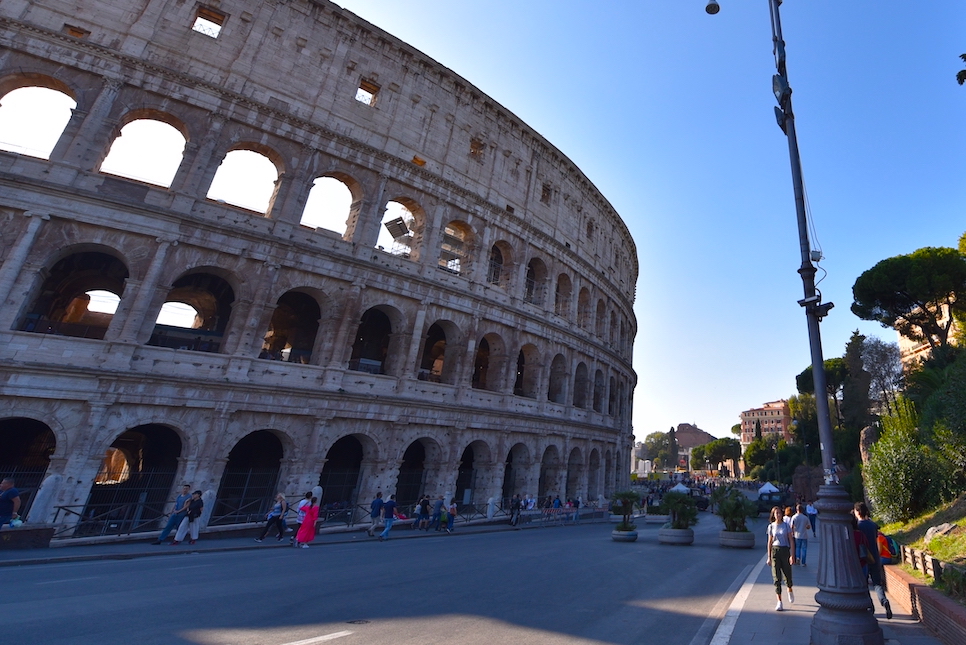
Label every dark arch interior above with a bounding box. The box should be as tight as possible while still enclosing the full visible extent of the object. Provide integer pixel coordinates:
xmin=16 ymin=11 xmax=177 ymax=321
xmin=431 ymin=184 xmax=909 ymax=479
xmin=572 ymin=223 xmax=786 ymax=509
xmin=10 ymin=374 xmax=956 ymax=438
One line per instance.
xmin=419 ymin=322 xmax=446 ymax=381
xmin=148 ymin=272 xmax=235 ymax=352
xmin=349 ymin=308 xmax=391 ymax=374
xmin=80 ymin=424 xmax=181 ymax=537
xmin=261 ymin=291 xmax=321 ymax=363
xmin=0 ymin=418 xmax=56 ymax=519
xmin=212 ymin=430 xmax=283 ymax=525
xmin=20 ymin=251 xmax=129 ymax=339
xmin=318 ymin=436 xmax=363 ymax=507
xmin=396 ymin=441 xmax=426 ymax=506
xmin=472 ymin=337 xmax=490 ymax=390
xmin=455 ymin=445 xmax=476 ymax=506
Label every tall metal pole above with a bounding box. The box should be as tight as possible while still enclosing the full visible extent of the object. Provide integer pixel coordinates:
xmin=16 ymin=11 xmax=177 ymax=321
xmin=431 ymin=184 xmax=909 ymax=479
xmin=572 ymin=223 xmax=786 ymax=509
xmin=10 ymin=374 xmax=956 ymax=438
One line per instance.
xmin=767 ymin=2 xmax=882 ymax=642
xmin=709 ymin=1 xmax=883 ymax=642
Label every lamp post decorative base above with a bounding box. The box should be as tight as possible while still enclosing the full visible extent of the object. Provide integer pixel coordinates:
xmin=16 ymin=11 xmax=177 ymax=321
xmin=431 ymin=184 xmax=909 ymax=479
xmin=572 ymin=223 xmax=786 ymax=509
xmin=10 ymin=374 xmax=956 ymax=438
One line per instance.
xmin=810 ymin=484 xmax=883 ymax=645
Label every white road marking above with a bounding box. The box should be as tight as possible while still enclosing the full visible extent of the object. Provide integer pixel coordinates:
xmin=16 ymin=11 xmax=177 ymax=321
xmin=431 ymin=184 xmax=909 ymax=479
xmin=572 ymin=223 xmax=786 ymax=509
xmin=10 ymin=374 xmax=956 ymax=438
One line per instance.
xmin=280 ymin=631 xmax=353 ymax=645
xmin=34 ymin=576 xmax=100 ymax=585
xmin=709 ymin=554 xmax=769 ymax=645
xmin=686 ymin=564 xmax=753 ymax=645
xmin=168 ymin=563 xmax=215 ymax=570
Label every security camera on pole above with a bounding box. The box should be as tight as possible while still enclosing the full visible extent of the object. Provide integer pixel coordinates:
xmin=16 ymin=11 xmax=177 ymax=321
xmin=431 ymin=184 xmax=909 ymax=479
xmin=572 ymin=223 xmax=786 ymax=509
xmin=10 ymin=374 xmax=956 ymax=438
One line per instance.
xmin=705 ymin=2 xmax=883 ymax=643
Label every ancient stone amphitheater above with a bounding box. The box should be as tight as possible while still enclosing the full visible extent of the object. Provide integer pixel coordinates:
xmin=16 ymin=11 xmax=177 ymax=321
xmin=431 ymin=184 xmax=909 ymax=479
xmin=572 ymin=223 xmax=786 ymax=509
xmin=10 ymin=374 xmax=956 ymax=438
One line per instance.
xmin=0 ymin=0 xmax=637 ymax=536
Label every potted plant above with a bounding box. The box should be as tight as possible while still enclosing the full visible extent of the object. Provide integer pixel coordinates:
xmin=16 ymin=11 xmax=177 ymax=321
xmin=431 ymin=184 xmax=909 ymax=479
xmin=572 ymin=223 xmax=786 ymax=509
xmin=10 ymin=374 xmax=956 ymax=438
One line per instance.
xmin=610 ymin=490 xmax=640 ymax=542
xmin=711 ymin=485 xmax=757 ymax=549
xmin=658 ymin=491 xmax=698 ymax=545
xmin=645 ymin=498 xmax=670 ymax=524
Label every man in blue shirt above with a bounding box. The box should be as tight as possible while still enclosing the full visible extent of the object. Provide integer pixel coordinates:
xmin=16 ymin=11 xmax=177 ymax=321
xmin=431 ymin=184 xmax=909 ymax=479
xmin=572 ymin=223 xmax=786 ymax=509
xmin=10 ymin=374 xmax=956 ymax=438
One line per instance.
xmin=378 ymin=494 xmax=397 ymax=541
xmin=0 ymin=477 xmax=21 ymax=526
xmin=154 ymin=484 xmax=192 ymax=544
xmin=853 ymin=501 xmax=893 ymax=620
xmin=366 ymin=492 xmax=384 ymax=537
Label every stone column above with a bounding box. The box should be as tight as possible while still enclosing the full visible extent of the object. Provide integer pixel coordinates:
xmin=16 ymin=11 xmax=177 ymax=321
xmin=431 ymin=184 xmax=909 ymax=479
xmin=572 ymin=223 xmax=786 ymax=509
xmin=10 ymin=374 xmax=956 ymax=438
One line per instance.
xmin=226 ymin=261 xmax=280 ymax=357
xmin=111 ymin=239 xmax=174 ymax=342
xmin=402 ymin=306 xmax=428 ymax=378
xmin=351 ymin=174 xmax=388 ymax=250
xmin=0 ymin=211 xmax=47 ymax=324
xmin=50 ymin=77 xmax=123 ymax=170
xmin=168 ymin=114 xmax=227 ymax=198
xmin=325 ymin=283 xmax=364 ymax=367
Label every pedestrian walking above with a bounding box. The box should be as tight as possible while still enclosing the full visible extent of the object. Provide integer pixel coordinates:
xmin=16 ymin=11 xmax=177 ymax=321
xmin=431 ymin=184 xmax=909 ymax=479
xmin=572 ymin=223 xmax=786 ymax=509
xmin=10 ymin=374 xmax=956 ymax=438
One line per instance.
xmin=255 ymin=493 xmax=288 ymax=542
xmin=417 ymin=495 xmax=431 ymax=530
xmin=154 ymin=484 xmax=192 ymax=544
xmin=805 ymin=501 xmax=818 ymax=537
xmin=791 ymin=503 xmax=811 ymax=566
xmin=852 ymin=502 xmax=893 ymax=619
xmin=295 ymin=497 xmax=319 ymax=548
xmin=366 ymin=491 xmax=384 ymax=537
xmin=290 ymin=491 xmax=312 ymax=545
xmin=170 ymin=490 xmax=204 ymax=545
xmin=430 ymin=495 xmax=444 ymax=531
xmin=378 ymin=494 xmax=398 ymax=541
xmin=0 ymin=477 xmax=22 ymax=527
xmin=509 ymin=494 xmax=522 ymax=526
xmin=766 ymin=506 xmax=795 ymax=611
xmin=446 ymin=499 xmax=457 ymax=533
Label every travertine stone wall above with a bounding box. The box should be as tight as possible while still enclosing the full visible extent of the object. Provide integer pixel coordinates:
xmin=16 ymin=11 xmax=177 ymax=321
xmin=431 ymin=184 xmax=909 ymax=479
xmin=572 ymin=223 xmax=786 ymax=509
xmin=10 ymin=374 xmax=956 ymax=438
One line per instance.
xmin=0 ymin=0 xmax=637 ymax=530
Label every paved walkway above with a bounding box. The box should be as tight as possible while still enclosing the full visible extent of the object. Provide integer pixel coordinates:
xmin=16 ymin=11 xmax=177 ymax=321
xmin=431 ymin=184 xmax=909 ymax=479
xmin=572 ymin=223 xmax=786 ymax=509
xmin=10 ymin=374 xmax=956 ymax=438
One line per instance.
xmin=720 ymin=536 xmax=943 ymax=645
xmin=0 ymin=522 xmax=948 ymax=645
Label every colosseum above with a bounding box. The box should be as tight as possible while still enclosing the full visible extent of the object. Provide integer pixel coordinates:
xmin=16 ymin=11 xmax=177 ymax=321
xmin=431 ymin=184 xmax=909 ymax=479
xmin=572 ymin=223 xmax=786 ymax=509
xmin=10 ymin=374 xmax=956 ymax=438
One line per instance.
xmin=0 ymin=0 xmax=638 ymax=536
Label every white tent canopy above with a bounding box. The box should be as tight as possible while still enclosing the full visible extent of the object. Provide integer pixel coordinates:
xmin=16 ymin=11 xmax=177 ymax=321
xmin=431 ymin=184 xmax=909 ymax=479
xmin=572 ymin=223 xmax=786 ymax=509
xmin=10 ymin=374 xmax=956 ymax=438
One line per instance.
xmin=669 ymin=483 xmax=690 ymax=493
xmin=758 ymin=482 xmax=779 ymax=494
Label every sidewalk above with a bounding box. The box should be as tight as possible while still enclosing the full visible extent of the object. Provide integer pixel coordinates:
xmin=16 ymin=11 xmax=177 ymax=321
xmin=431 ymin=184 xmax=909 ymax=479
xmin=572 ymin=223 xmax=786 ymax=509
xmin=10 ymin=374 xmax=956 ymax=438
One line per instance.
xmin=724 ymin=537 xmax=944 ymax=645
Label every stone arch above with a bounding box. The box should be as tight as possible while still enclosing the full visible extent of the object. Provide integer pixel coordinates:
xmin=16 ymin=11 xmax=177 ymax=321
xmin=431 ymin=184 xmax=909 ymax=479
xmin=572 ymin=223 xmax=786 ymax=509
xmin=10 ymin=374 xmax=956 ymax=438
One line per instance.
xmin=148 ymin=269 xmax=236 ymax=353
xmin=593 ymin=369 xmax=605 ymax=413
xmin=554 ymin=273 xmax=572 ymax=317
xmin=206 ymin=143 xmax=284 ymax=214
xmin=573 ymin=362 xmax=589 ymax=409
xmin=318 ymin=435 xmax=364 ymax=506
xmin=260 ymin=289 xmax=321 ymax=364
xmin=609 ymin=310 xmax=618 ymax=346
xmin=513 ymin=343 xmax=540 ymax=399
xmin=587 ymin=449 xmax=601 ymax=501
xmin=502 ymin=442 xmax=530 ymax=503
xmin=212 ymin=429 xmax=284 ymax=525
xmin=396 ymin=437 xmax=444 ymax=506
xmin=18 ymin=248 xmax=129 ymax=339
xmin=455 ymin=439 xmax=491 ymax=506
xmin=376 ymin=197 xmax=424 ymax=260
xmin=608 ymin=375 xmax=618 ymax=417
xmin=566 ymin=446 xmax=583 ymax=501
xmin=538 ymin=444 xmax=561 ymax=501
xmin=418 ymin=319 xmax=462 ymax=384
xmin=0 ymin=74 xmax=77 ymax=159
xmin=299 ymin=171 xmax=363 ymax=238
xmin=98 ymin=109 xmax=189 ymax=188
xmin=577 ymin=287 xmax=592 ymax=330
xmin=438 ymin=220 xmax=474 ymax=275
xmin=0 ymin=417 xmax=56 ymax=519
xmin=472 ymin=331 xmax=507 ymax=392
xmin=79 ymin=423 xmax=182 ymax=537
xmin=486 ymin=240 xmax=514 ymax=288
xmin=547 ymin=353 xmax=569 ymax=404
xmin=596 ymin=299 xmax=607 ymax=337
xmin=524 ymin=256 xmax=548 ymax=305
xmin=349 ymin=304 xmax=405 ymax=375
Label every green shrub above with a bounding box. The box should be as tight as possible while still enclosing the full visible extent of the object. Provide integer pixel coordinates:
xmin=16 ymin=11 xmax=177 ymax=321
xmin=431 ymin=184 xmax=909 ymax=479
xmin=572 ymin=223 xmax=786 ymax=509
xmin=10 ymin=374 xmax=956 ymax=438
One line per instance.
xmin=662 ymin=491 xmax=698 ymax=530
xmin=712 ymin=486 xmax=756 ymax=532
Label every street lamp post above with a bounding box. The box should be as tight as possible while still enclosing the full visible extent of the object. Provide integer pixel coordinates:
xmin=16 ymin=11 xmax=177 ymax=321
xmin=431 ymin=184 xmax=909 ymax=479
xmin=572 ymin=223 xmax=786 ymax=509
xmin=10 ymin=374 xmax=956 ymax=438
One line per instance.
xmin=706 ymin=2 xmax=883 ymax=643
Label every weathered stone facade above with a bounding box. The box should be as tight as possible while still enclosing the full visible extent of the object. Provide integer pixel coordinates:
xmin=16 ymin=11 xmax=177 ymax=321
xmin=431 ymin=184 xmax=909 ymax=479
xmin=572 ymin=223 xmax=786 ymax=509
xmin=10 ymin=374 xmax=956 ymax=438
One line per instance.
xmin=0 ymin=0 xmax=637 ymax=533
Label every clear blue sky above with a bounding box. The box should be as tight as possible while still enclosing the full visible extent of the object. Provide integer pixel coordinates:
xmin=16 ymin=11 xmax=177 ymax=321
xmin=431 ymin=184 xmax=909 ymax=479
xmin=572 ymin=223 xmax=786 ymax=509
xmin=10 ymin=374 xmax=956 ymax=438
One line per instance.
xmin=334 ymin=1 xmax=966 ymax=439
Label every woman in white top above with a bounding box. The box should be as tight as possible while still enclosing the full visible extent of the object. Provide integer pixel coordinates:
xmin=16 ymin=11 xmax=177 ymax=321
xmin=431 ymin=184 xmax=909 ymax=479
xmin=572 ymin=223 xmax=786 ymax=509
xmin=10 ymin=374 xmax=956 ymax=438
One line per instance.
xmin=766 ymin=505 xmax=796 ymax=611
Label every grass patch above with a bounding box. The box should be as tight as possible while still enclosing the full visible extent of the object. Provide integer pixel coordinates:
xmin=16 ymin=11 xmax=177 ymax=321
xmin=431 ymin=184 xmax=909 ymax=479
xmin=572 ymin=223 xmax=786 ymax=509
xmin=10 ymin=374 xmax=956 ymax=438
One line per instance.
xmin=880 ymin=493 xmax=966 ymax=566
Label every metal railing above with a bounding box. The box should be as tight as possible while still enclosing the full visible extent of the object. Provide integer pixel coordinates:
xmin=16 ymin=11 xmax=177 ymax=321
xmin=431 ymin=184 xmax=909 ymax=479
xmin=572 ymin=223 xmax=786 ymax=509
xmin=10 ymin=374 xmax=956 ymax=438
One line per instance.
xmin=51 ymin=500 xmax=168 ymax=538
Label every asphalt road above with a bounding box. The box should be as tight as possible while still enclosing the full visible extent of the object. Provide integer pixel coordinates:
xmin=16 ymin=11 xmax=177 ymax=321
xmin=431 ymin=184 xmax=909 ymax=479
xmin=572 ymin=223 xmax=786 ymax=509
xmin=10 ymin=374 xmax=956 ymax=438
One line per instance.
xmin=2 ymin=517 xmax=767 ymax=645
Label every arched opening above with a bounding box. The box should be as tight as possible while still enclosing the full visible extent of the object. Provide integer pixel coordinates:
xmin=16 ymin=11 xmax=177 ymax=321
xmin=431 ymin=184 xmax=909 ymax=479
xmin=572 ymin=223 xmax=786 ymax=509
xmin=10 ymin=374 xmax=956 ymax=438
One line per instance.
xmin=547 ymin=354 xmax=568 ymax=404
xmin=596 ymin=300 xmax=606 ymax=337
xmin=593 ymin=369 xmax=605 ymax=413
xmin=206 ymin=149 xmax=279 ymax=213
xmin=513 ymin=344 xmax=539 ymax=399
xmin=608 ymin=375 xmax=618 ymax=417
xmin=620 ymin=319 xmax=627 ymax=354
xmin=396 ymin=440 xmax=426 ymax=506
xmin=577 ymin=288 xmax=591 ymax=330
xmin=19 ymin=250 xmax=128 ymax=339
xmin=299 ymin=176 xmax=353 ymax=235
xmin=573 ymin=362 xmax=589 ymax=409
xmin=502 ymin=443 xmax=529 ymax=505
xmin=376 ymin=200 xmax=415 ymax=258
xmin=318 ymin=436 xmax=363 ymax=508
xmin=0 ymin=418 xmax=55 ymax=519
xmin=418 ymin=322 xmax=447 ymax=382
xmin=538 ymin=445 xmax=560 ymax=502
xmin=80 ymin=424 xmax=181 ymax=537
xmin=148 ymin=272 xmax=234 ymax=352
xmin=554 ymin=274 xmax=572 ymax=317
xmin=609 ymin=311 xmax=618 ymax=346
xmin=349 ymin=307 xmax=391 ymax=374
xmin=486 ymin=245 xmax=504 ymax=286
xmin=438 ymin=221 xmax=471 ymax=275
xmin=99 ymin=118 xmax=186 ymax=187
xmin=588 ymin=449 xmax=601 ymax=500
xmin=260 ymin=291 xmax=321 ymax=363
xmin=472 ymin=337 xmax=490 ymax=390
xmin=455 ymin=444 xmax=477 ymax=506
xmin=566 ymin=447 xmax=583 ymax=501
xmin=211 ymin=430 xmax=283 ymax=525
xmin=524 ymin=258 xmax=547 ymax=305
xmin=0 ymin=85 xmax=76 ymax=159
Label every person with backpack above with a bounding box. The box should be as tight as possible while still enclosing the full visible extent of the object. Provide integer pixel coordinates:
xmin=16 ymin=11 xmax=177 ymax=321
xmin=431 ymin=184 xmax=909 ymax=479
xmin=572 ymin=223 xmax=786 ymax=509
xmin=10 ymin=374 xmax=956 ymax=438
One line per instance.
xmin=852 ymin=502 xmax=893 ymax=619
xmin=877 ymin=531 xmax=899 ymax=565
xmin=170 ymin=490 xmax=204 ymax=545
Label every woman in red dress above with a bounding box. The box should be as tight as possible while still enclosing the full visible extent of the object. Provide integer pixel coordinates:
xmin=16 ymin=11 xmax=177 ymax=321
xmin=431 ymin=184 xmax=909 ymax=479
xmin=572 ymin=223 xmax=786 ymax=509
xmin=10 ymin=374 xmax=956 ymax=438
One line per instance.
xmin=295 ymin=497 xmax=319 ymax=548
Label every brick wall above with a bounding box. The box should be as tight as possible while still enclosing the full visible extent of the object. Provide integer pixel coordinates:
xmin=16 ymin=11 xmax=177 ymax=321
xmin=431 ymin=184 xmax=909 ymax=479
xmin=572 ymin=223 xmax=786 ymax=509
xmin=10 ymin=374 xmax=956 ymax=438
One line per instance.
xmin=885 ymin=565 xmax=966 ymax=645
